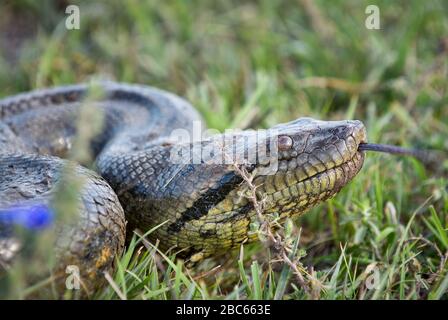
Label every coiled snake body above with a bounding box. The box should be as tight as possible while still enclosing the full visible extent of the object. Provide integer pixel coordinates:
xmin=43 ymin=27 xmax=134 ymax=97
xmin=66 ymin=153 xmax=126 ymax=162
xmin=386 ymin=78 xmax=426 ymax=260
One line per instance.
xmin=0 ymin=82 xmax=367 ymax=296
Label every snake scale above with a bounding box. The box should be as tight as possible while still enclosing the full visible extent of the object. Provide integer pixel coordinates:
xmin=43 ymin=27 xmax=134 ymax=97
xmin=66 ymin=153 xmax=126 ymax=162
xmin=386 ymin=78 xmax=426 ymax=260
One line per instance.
xmin=0 ymin=82 xmax=367 ymax=296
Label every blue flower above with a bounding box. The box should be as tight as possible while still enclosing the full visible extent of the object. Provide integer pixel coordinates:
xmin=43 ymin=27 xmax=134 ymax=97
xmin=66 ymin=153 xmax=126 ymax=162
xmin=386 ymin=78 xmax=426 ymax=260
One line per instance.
xmin=0 ymin=204 xmax=54 ymax=230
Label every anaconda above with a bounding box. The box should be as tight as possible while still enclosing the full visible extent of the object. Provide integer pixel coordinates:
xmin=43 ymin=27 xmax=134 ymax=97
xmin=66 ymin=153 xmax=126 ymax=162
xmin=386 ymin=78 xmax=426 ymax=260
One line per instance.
xmin=0 ymin=82 xmax=367 ymax=296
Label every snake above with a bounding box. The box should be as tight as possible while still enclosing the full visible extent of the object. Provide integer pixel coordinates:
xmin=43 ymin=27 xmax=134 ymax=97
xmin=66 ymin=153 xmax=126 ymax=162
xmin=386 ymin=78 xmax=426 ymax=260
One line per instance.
xmin=0 ymin=81 xmax=368 ymax=297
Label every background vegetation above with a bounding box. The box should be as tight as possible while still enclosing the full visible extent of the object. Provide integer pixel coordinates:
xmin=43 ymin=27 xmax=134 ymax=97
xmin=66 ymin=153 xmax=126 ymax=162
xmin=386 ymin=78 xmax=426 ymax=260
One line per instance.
xmin=0 ymin=0 xmax=447 ymax=299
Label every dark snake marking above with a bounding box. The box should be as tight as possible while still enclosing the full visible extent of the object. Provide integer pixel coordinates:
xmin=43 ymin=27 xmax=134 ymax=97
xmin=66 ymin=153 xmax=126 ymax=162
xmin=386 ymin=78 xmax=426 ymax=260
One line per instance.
xmin=167 ymin=171 xmax=244 ymax=233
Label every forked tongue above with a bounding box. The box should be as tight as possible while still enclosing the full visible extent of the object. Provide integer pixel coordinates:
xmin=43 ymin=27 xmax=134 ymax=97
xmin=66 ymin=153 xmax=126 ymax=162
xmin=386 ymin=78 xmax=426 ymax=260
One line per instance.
xmin=358 ymin=143 xmax=445 ymax=170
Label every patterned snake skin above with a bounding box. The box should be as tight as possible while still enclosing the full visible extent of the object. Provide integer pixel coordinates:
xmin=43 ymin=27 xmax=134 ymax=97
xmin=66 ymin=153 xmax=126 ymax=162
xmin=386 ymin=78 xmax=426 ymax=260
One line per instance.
xmin=0 ymin=82 xmax=367 ymax=296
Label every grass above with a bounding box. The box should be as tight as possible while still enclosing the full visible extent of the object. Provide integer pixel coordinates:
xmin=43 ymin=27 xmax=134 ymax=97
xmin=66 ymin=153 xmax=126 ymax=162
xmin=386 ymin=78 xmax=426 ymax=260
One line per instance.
xmin=0 ymin=0 xmax=447 ymax=299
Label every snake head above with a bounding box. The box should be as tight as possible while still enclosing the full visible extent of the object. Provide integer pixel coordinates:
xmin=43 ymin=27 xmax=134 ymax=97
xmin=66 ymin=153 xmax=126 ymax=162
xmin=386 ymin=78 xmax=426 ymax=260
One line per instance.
xmin=247 ymin=117 xmax=368 ymax=219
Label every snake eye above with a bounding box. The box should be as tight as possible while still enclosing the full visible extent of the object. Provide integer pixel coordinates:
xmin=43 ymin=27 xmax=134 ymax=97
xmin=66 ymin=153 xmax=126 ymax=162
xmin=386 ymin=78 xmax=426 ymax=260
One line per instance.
xmin=278 ymin=135 xmax=293 ymax=151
